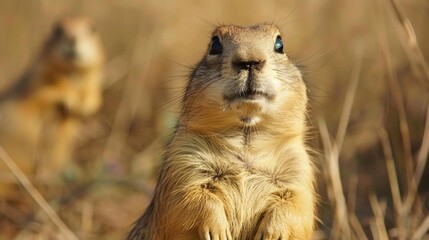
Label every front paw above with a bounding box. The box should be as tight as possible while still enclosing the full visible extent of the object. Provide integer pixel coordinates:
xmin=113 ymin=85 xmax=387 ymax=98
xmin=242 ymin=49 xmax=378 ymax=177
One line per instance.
xmin=254 ymin=210 xmax=290 ymax=240
xmin=198 ymin=205 xmax=232 ymax=240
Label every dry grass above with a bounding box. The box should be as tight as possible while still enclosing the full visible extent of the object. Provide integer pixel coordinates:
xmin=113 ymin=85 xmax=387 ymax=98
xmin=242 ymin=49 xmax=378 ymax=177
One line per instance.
xmin=0 ymin=0 xmax=428 ymax=239
xmin=0 ymin=145 xmax=78 ymax=240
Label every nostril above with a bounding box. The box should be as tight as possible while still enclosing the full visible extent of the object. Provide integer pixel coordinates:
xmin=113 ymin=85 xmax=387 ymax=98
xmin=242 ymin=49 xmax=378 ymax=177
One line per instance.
xmin=233 ymin=61 xmax=265 ymax=70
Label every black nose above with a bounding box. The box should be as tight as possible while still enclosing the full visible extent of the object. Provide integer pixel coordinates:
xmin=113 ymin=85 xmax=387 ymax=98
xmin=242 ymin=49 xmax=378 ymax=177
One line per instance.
xmin=233 ymin=60 xmax=265 ymax=71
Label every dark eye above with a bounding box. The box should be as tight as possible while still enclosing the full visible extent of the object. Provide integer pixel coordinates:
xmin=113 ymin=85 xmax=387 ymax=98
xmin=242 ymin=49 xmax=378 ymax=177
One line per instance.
xmin=53 ymin=24 xmax=64 ymax=38
xmin=274 ymin=35 xmax=284 ymax=54
xmin=209 ymin=36 xmax=222 ymax=55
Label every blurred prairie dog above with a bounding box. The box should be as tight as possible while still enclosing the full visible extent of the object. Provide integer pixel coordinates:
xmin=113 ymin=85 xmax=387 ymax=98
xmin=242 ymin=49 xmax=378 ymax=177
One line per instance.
xmin=128 ymin=24 xmax=315 ymax=240
xmin=0 ymin=16 xmax=104 ymax=184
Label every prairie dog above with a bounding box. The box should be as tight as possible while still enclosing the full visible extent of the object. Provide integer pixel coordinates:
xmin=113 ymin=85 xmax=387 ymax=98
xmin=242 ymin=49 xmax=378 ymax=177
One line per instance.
xmin=128 ymin=24 xmax=315 ymax=240
xmin=0 ymin=17 xmax=104 ymax=185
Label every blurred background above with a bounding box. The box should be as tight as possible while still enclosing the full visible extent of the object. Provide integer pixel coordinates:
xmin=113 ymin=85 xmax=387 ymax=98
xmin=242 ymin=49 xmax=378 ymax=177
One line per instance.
xmin=0 ymin=0 xmax=428 ymax=239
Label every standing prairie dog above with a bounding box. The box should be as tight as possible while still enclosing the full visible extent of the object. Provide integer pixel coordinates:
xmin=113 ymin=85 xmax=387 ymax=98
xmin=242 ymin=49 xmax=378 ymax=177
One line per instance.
xmin=128 ymin=24 xmax=315 ymax=240
xmin=0 ymin=16 xmax=104 ymax=185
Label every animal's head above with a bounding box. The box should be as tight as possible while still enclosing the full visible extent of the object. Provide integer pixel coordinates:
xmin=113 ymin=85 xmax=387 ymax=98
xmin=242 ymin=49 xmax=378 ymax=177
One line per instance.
xmin=45 ymin=17 xmax=104 ymax=71
xmin=184 ymin=24 xmax=307 ymax=130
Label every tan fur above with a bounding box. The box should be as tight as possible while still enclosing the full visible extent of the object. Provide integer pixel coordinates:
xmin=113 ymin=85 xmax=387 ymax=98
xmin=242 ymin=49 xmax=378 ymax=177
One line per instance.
xmin=0 ymin=16 xmax=104 ymax=190
xmin=128 ymin=24 xmax=315 ymax=240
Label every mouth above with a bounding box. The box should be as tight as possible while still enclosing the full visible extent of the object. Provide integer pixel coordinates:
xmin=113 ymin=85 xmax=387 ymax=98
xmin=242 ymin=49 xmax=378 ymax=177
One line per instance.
xmin=224 ymin=89 xmax=274 ymax=102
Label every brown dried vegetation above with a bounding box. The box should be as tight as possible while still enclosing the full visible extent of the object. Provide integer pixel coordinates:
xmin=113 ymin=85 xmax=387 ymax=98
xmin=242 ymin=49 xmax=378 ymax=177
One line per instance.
xmin=0 ymin=0 xmax=428 ymax=239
